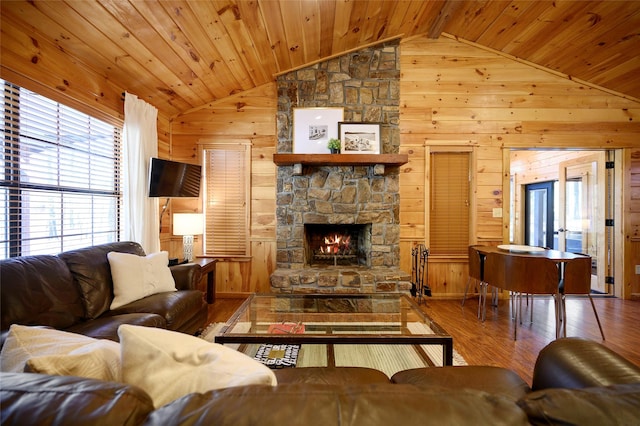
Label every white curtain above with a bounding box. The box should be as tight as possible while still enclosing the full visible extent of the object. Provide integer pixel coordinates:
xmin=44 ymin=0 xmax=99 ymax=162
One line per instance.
xmin=122 ymin=92 xmax=160 ymax=253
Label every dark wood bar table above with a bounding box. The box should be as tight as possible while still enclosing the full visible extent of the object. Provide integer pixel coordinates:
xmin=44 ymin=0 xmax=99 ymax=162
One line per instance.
xmin=473 ymin=245 xmax=590 ymax=337
xmin=476 ymin=245 xmax=588 ymax=262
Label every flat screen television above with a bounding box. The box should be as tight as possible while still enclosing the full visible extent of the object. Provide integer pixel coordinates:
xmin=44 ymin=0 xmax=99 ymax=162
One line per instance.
xmin=148 ymin=157 xmax=202 ymax=197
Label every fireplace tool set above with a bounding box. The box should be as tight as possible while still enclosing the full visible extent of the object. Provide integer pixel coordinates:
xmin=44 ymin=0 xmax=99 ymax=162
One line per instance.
xmin=411 ymin=244 xmax=431 ymax=304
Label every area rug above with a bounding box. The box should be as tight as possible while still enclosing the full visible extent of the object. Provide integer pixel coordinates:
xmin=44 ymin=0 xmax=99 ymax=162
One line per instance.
xmin=200 ymin=323 xmax=467 ymax=378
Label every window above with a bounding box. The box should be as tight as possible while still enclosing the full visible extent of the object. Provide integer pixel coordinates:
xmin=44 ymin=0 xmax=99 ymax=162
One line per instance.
xmin=429 ymin=151 xmax=470 ymax=255
xmin=1 ymin=81 xmax=121 ymax=258
xmin=202 ymin=144 xmax=250 ymax=256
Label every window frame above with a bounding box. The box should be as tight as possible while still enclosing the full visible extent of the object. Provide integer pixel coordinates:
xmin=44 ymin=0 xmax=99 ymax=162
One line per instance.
xmin=1 ymin=80 xmax=122 ymax=258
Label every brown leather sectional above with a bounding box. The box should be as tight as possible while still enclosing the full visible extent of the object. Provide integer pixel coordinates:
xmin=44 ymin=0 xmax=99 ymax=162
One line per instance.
xmin=0 ymin=241 xmax=208 ymax=345
xmin=1 ymin=338 xmax=640 ymax=425
xmin=1 ymin=243 xmax=639 ymax=424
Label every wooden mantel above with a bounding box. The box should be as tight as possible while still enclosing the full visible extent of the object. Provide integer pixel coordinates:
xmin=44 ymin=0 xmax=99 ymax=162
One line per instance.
xmin=273 ymin=154 xmax=408 ymax=167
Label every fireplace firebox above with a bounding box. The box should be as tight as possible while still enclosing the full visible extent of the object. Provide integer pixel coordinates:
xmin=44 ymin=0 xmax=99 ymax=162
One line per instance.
xmin=304 ymin=224 xmax=371 ymax=267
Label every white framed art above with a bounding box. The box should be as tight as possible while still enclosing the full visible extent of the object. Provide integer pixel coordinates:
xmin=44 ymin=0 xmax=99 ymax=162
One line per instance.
xmin=338 ymin=122 xmax=381 ymax=154
xmin=293 ymin=107 xmax=344 ymax=154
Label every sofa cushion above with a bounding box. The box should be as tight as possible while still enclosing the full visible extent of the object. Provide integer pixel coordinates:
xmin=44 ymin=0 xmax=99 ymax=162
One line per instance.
xmin=59 ymin=241 xmax=146 ymax=319
xmin=0 ymin=372 xmax=154 ymax=426
xmin=0 ymin=325 xmax=120 ymax=381
xmin=518 ymin=383 xmax=640 ymax=426
xmin=108 ymin=290 xmax=205 ymax=331
xmin=275 ymin=366 xmax=390 ymax=385
xmin=107 ymin=251 xmax=176 ymax=310
xmin=145 ymin=383 xmax=530 ymax=425
xmin=391 ymin=366 xmax=531 ymax=401
xmin=65 ymin=313 xmax=167 ymax=342
xmin=0 ymin=255 xmax=84 ymax=333
xmin=118 ymin=325 xmax=277 ymax=408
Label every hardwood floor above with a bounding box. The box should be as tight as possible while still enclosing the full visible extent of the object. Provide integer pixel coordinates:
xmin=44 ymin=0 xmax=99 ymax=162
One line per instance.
xmin=206 ymin=294 xmax=640 ymax=386
xmin=423 ymin=296 xmax=640 ymax=385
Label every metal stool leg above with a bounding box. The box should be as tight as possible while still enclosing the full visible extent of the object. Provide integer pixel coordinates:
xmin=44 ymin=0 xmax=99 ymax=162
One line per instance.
xmin=477 ymin=281 xmax=488 ymax=321
xmin=462 ymin=277 xmax=471 ymax=306
xmin=462 ymin=277 xmax=478 ymax=307
xmin=588 ymin=295 xmax=605 ymax=340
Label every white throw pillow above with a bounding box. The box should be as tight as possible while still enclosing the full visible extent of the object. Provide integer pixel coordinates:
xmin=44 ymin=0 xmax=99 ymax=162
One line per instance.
xmin=118 ymin=324 xmax=277 ymax=408
xmin=108 ymin=251 xmax=176 ymax=309
xmin=0 ymin=324 xmax=121 ymax=381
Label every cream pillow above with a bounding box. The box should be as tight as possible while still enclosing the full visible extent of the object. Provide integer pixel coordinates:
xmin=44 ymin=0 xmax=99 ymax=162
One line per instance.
xmin=0 ymin=324 xmax=121 ymax=381
xmin=118 ymin=324 xmax=277 ymax=408
xmin=108 ymin=251 xmax=176 ymax=309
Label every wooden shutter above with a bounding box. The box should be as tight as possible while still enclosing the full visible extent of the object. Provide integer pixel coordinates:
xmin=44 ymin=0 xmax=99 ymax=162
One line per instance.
xmin=203 ymin=144 xmax=249 ymax=256
xmin=430 ymin=151 xmax=470 ymax=255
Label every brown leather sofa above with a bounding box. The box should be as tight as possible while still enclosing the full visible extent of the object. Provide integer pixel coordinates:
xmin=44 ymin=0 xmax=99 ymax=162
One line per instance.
xmin=0 ymin=241 xmax=208 ymax=345
xmin=2 ymin=338 xmax=639 ymax=425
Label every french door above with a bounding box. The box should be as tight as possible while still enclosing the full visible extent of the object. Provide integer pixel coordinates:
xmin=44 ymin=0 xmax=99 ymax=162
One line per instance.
xmin=516 ymin=149 xmax=621 ymax=299
xmin=558 ymin=153 xmax=608 ymax=294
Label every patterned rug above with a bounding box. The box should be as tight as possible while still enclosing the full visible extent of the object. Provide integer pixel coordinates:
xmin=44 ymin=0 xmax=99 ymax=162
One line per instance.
xmin=200 ymin=323 xmax=467 ymax=378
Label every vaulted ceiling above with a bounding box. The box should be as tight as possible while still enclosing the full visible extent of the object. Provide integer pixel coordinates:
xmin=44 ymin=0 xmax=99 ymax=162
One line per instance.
xmin=2 ymin=0 xmax=639 ymax=119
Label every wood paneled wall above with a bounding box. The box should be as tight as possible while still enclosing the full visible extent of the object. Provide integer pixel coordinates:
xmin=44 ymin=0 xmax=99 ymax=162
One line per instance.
xmin=399 ymin=35 xmax=640 ymax=298
xmin=9 ymin=29 xmax=637 ymax=298
xmin=628 ymin=148 xmax=640 ymax=298
xmin=166 ymin=83 xmax=277 ymax=296
xmin=168 ymin=35 xmax=639 ymax=299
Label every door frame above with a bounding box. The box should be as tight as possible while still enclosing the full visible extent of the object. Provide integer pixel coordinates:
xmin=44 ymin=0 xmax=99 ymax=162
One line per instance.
xmin=509 ymin=149 xmax=621 ymax=297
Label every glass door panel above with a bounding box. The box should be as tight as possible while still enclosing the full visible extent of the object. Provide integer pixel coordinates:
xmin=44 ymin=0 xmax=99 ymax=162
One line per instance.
xmin=524 ymin=182 xmax=554 ymax=249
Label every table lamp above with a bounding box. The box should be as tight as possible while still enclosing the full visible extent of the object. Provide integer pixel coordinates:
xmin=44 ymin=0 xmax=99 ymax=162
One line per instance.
xmin=173 ymin=213 xmax=204 ymax=262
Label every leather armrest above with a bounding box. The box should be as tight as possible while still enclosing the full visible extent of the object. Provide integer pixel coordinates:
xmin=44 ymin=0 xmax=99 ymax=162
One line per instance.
xmin=532 ymin=337 xmax=640 ymax=391
xmin=170 ymin=263 xmax=202 ymax=291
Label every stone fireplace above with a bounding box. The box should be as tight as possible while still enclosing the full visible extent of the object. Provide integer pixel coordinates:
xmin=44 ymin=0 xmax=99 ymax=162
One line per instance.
xmin=270 ymin=39 xmax=410 ymax=294
xmin=270 ymin=164 xmax=410 ymax=294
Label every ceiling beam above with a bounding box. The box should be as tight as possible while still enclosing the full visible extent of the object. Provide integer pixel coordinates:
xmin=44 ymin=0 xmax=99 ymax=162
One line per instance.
xmin=427 ymin=0 xmax=464 ymax=39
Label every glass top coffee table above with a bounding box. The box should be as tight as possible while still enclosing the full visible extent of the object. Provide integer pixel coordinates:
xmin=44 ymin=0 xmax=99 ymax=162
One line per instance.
xmin=215 ymin=293 xmax=453 ymax=367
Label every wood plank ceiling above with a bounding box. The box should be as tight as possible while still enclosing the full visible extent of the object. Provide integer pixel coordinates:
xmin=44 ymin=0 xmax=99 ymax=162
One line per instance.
xmin=2 ymin=0 xmax=639 ymax=119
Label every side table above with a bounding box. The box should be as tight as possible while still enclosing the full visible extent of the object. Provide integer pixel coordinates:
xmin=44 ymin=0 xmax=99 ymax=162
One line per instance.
xmin=193 ymin=257 xmax=218 ymax=304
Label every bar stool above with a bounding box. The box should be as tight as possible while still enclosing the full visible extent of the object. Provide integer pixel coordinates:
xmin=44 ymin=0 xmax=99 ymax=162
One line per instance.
xmin=560 ymin=255 xmax=605 ymax=340
xmin=485 ymin=251 xmax=561 ymax=340
xmin=462 ymin=245 xmax=488 ymax=320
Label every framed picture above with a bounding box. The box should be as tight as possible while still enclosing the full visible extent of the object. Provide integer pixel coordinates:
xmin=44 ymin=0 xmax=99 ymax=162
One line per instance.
xmin=338 ymin=122 xmax=381 ymax=154
xmin=293 ymin=107 xmax=344 ymax=154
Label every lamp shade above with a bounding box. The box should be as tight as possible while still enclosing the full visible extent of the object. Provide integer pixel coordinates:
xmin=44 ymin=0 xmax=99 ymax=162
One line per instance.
xmin=173 ymin=213 xmax=204 ymax=236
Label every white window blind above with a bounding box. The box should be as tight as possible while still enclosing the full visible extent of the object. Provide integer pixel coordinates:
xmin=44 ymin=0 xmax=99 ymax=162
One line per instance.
xmin=203 ymin=145 xmax=249 ymax=256
xmin=1 ymin=80 xmax=121 ymax=258
xmin=430 ymin=151 xmax=470 ymax=255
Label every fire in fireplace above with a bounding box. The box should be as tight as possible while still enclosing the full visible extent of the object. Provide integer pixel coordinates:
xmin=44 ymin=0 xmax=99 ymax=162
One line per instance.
xmin=304 ymin=224 xmax=371 ymax=267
